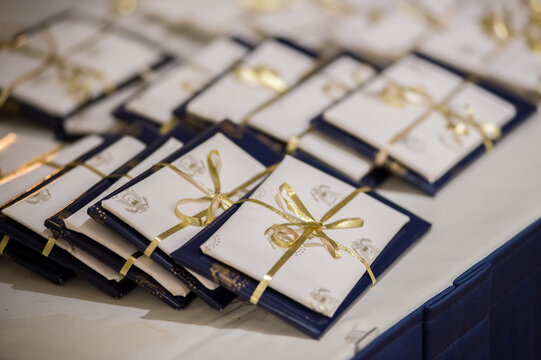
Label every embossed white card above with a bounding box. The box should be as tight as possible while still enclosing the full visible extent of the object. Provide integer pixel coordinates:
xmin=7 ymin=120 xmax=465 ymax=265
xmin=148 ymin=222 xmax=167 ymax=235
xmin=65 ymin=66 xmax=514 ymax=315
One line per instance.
xmin=125 ymin=37 xmax=249 ymax=124
xmin=0 ymin=135 xmax=103 ymax=206
xmin=186 ymin=40 xmax=316 ymax=124
xmin=101 ymin=133 xmax=267 ymax=259
xmin=2 ymin=136 xmax=145 ymax=280
xmin=201 ymin=156 xmax=409 ymax=317
xmin=0 ymin=15 xmax=162 ymax=117
xmin=65 ymin=138 xmax=190 ymax=296
xmin=324 ymin=55 xmax=516 ymax=183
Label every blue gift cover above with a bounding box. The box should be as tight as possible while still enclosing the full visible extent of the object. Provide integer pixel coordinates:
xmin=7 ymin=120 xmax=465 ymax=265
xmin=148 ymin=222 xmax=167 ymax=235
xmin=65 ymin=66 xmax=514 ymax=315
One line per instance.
xmin=312 ymin=53 xmax=538 ymax=196
xmin=170 ymin=157 xmax=431 ymax=339
xmin=2 ymin=239 xmax=75 ymax=285
xmin=1 ymin=9 xmax=175 ymax=132
xmin=0 ymin=131 xmax=159 ymax=298
xmin=88 ymin=120 xmax=284 ymax=310
xmin=45 ymin=125 xmax=198 ymax=309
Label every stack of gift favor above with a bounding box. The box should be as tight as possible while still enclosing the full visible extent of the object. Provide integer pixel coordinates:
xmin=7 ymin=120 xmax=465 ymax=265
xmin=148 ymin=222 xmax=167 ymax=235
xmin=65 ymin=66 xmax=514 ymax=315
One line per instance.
xmin=0 ymin=0 xmax=538 ymax=339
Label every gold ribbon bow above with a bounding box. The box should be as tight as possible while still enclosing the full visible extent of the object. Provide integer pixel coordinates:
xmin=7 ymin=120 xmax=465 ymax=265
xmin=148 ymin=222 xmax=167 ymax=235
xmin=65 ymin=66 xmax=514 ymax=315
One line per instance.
xmin=235 ymin=66 xmax=289 ymax=93
xmin=376 ymin=82 xmax=501 ymax=166
xmin=242 ymin=183 xmax=376 ymax=304
xmin=482 ymin=5 xmax=541 ymax=53
xmin=0 ymin=26 xmax=115 ymax=109
xmin=143 ymin=151 xmax=277 ymax=257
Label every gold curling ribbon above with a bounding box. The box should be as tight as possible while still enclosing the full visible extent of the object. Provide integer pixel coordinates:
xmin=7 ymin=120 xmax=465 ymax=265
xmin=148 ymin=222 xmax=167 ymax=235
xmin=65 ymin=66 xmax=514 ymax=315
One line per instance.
xmin=0 ymin=26 xmax=116 ymax=109
xmin=374 ymin=82 xmax=501 ymax=166
xmin=239 ymin=183 xmax=375 ymax=304
xmin=42 ymin=235 xmax=57 ymax=257
xmin=0 ymin=235 xmax=9 ymax=256
xmin=235 ymin=66 xmax=289 ymax=93
xmin=142 ymin=151 xmax=278 ymax=257
xmin=120 ymin=250 xmax=143 ymax=276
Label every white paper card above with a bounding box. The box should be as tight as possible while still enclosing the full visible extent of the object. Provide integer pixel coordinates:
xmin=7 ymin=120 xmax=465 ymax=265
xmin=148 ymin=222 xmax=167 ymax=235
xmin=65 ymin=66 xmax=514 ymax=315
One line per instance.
xmin=126 ymin=37 xmax=249 ymax=124
xmin=297 ymin=131 xmax=374 ymax=182
xmin=102 ymin=134 xmax=267 ymax=287
xmin=324 ymin=56 xmax=516 ymax=183
xmin=202 ymin=156 xmax=409 ymax=317
xmin=2 ymin=136 xmax=145 ymax=281
xmin=187 ymin=40 xmax=316 ymax=124
xmin=0 ymin=135 xmax=103 ymax=206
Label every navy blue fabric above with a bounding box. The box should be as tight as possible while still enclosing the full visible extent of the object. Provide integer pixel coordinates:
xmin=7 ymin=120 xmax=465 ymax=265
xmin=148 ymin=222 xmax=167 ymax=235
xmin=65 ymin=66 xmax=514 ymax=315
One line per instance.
xmin=353 ymin=217 xmax=541 ymax=360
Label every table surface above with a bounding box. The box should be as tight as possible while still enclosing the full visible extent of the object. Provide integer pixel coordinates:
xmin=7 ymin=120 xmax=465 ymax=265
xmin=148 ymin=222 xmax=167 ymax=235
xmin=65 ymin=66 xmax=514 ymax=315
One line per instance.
xmin=1 ymin=1 xmax=540 ymax=359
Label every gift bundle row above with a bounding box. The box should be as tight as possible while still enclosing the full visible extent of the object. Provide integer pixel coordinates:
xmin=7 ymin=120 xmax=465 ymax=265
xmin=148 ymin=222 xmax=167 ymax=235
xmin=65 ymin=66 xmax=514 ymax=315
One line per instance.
xmin=0 ymin=3 xmax=538 ymax=339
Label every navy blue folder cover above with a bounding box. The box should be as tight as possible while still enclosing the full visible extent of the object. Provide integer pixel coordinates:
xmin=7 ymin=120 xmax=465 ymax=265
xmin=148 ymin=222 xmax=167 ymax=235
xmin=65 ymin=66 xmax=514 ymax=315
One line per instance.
xmin=1 ymin=9 xmax=175 ymax=132
xmin=170 ymin=155 xmax=431 ymax=339
xmin=312 ymin=53 xmax=538 ymax=196
xmin=2 ymin=239 xmax=75 ymax=285
xmin=88 ymin=121 xmax=284 ymax=310
xmin=45 ymin=125 xmax=198 ymax=309
xmin=0 ymin=129 xmax=158 ymax=298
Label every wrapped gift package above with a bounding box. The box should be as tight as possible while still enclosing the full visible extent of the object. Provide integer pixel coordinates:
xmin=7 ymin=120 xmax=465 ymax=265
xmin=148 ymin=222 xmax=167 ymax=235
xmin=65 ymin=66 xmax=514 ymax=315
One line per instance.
xmin=115 ymin=37 xmax=252 ymax=130
xmin=0 ymin=9 xmax=174 ymax=129
xmin=313 ymin=54 xmax=537 ymax=195
xmin=246 ymin=52 xmax=379 ymax=184
xmin=45 ymin=125 xmax=198 ymax=309
xmin=89 ymin=121 xmax=283 ymax=309
xmin=171 ymin=155 xmax=430 ymax=338
xmin=183 ymin=38 xmax=318 ymax=128
xmin=0 ymin=130 xmax=159 ymax=297
xmin=420 ymin=2 xmax=541 ymax=99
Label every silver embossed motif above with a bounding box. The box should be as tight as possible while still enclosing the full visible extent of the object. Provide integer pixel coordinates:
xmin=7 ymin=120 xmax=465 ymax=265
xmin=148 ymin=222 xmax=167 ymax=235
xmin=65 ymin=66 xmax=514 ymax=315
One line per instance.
xmin=311 ymin=185 xmax=340 ymax=206
xmin=309 ymin=288 xmax=340 ymax=317
xmin=115 ymin=189 xmax=149 ymax=214
xmin=25 ymin=189 xmax=52 ymax=205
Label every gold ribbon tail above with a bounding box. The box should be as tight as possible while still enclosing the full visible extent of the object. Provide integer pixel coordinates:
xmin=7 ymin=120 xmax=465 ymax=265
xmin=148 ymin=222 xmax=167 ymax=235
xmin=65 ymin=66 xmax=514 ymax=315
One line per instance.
xmin=42 ymin=236 xmax=57 ymax=257
xmin=120 ymin=250 xmax=143 ymax=276
xmin=0 ymin=235 xmax=10 ymax=256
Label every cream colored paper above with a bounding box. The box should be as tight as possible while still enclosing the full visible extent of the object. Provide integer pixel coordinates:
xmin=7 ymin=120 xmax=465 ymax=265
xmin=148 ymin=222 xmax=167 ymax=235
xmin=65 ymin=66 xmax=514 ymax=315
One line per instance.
xmin=0 ymin=135 xmax=103 ymax=206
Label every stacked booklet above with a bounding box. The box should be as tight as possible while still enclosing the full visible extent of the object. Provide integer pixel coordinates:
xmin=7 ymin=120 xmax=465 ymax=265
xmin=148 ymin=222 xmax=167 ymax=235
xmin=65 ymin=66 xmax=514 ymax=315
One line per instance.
xmin=0 ymin=1 xmax=538 ymax=338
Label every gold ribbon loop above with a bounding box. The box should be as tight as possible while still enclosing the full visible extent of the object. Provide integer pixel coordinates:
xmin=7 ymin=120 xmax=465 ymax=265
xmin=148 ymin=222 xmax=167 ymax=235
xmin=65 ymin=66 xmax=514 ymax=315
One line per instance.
xmin=235 ymin=66 xmax=289 ymax=93
xmin=242 ymin=183 xmax=375 ymax=304
xmin=0 ymin=235 xmax=10 ymax=256
xmin=143 ymin=152 xmax=278 ymax=257
xmin=482 ymin=11 xmax=513 ymax=43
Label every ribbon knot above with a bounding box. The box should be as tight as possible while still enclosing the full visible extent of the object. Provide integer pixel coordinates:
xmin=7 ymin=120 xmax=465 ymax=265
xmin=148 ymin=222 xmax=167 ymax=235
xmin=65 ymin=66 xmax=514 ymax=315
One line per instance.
xmin=234 ymin=66 xmax=289 ymax=93
xmin=144 ymin=151 xmax=277 ymax=257
xmin=0 ymin=27 xmax=114 ymax=109
xmin=244 ymin=183 xmax=376 ymax=304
